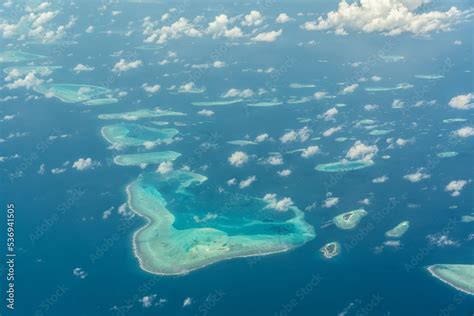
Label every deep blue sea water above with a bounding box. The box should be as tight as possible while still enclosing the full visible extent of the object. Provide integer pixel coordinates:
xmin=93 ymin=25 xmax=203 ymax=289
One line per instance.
xmin=1 ymin=1 xmax=473 ymax=315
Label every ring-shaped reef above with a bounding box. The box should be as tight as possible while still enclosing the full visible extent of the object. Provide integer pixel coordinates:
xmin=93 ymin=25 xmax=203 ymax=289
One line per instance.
xmin=33 ymin=83 xmax=111 ymax=103
xmin=315 ymin=160 xmax=374 ymax=172
xmin=129 ymin=171 xmax=315 ymax=275
xmin=101 ymin=123 xmax=179 ymax=147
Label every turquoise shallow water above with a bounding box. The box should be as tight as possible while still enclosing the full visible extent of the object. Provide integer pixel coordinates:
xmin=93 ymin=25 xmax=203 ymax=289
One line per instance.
xmin=0 ymin=0 xmax=473 ymax=315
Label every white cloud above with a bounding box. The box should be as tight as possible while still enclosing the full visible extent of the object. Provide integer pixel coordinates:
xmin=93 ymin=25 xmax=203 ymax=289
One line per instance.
xmin=255 ymin=133 xmax=269 ymax=142
xmin=427 ymin=234 xmax=458 ymax=247
xmin=142 ymin=83 xmax=161 ymax=94
xmin=373 ymin=176 xmax=388 ymax=183
xmin=144 ymin=17 xmax=202 ymax=44
xmin=449 ymin=93 xmax=473 ymax=110
xmin=341 ymin=83 xmax=359 ymax=94
xmin=140 ymin=295 xmax=157 ymax=308
xmin=323 ymin=196 xmax=339 ymax=208
xmin=251 ymin=29 xmax=282 ymax=42
xmin=6 ymin=72 xmax=43 ymax=90
xmin=222 ymin=88 xmax=254 ymax=98
xmin=264 ymin=153 xmax=284 ymax=166
xmin=72 ymin=158 xmax=98 ymax=171
xmin=276 ymin=13 xmax=291 ymax=24
xmin=392 ymin=99 xmax=405 ymax=108
xmin=183 ymin=297 xmax=192 ymax=307
xmin=212 ymin=60 xmax=225 ymax=68
xmin=73 ymin=64 xmax=94 ymax=74
xmin=323 ymin=126 xmax=341 ymax=137
xmin=364 ymin=104 xmax=379 ymax=111
xmin=454 ymin=126 xmax=474 ymax=138
xmin=301 ymin=145 xmax=320 ymax=158
xmin=280 ymin=127 xmax=312 ymax=143
xmin=304 ymin=0 xmax=473 ymax=36
xmin=228 ymin=151 xmax=248 ymax=167
xmin=314 ymin=91 xmax=327 ymax=100
xmin=206 ymin=14 xmax=243 ymax=38
xmin=85 ymin=25 xmax=94 ymax=33
xmin=239 ymin=175 xmax=256 ymax=189
xmin=346 ymin=141 xmax=378 ymax=160
xmin=263 ymin=193 xmax=294 ymax=212
xmin=113 ymin=59 xmax=143 ymax=73
xmin=322 ymin=107 xmax=338 ymax=121
xmin=157 ymin=161 xmax=173 ymax=174
xmin=178 ymin=82 xmax=204 ymax=93
xmin=73 ymin=267 xmax=87 ymax=279
xmin=445 ymin=180 xmax=468 ymax=197
xmin=278 ymin=169 xmax=292 ymax=177
xmin=197 ymin=109 xmax=214 ymax=117
xmin=404 ymin=168 xmax=430 ymax=182
xmin=242 ymin=11 xmax=264 ymax=26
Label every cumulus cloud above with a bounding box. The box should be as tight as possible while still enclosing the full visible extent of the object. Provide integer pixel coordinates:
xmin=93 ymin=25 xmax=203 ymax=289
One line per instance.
xmin=346 ymin=141 xmax=378 ymax=160
xmin=143 ymin=17 xmax=202 ymax=44
xmin=304 ymin=0 xmax=473 ymax=36
xmin=264 ymin=153 xmax=284 ymax=166
xmin=223 ymin=88 xmax=254 ymax=98
xmin=197 ymin=109 xmax=214 ymax=117
xmin=404 ymin=168 xmax=430 ymax=182
xmin=255 ymin=133 xmax=269 ymax=143
xmin=323 ymin=196 xmax=339 ymax=208
xmin=183 ymin=297 xmax=192 ymax=307
xmin=453 ymin=126 xmax=474 ymax=138
xmin=263 ymin=193 xmax=294 ymax=212
xmin=373 ymin=176 xmax=388 ymax=183
xmin=276 ymin=13 xmax=292 ymax=24
xmin=314 ymin=91 xmax=328 ymax=100
xmin=301 ymin=145 xmax=320 ymax=158
xmin=445 ymin=180 xmax=468 ymax=197
xmin=449 ymin=93 xmax=473 ymax=110
xmin=392 ymin=99 xmax=405 ymax=108
xmin=212 ymin=60 xmax=225 ymax=68
xmin=280 ymin=126 xmax=312 ymax=143
xmin=73 ymin=64 xmax=94 ymax=74
xmin=278 ymin=169 xmax=292 ymax=177
xmin=322 ymin=107 xmax=338 ymax=121
xmin=251 ymin=29 xmax=282 ymax=42
xmin=142 ymin=83 xmax=161 ymax=94
xmin=113 ymin=59 xmax=143 ymax=73
xmin=242 ymin=11 xmax=264 ymax=26
xmin=323 ymin=126 xmax=341 ymax=137
xmin=140 ymin=295 xmax=157 ymax=308
xmin=157 ymin=161 xmax=173 ymax=174
xmin=239 ymin=175 xmax=257 ymax=189
xmin=341 ymin=83 xmax=359 ymax=94
xmin=427 ymin=233 xmax=458 ymax=247
xmin=72 ymin=158 xmax=98 ymax=171
xmin=228 ymin=151 xmax=248 ymax=167
xmin=6 ymin=72 xmax=43 ymax=89
xmin=206 ymin=14 xmax=243 ymax=38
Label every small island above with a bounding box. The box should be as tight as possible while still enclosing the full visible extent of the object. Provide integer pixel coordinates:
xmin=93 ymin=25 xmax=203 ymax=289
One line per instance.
xmin=315 ymin=160 xmax=374 ymax=172
xmin=98 ymin=108 xmax=185 ymax=120
xmin=427 ymin=264 xmax=474 ymax=295
xmin=320 ymin=242 xmax=341 ymax=259
xmin=385 ymin=221 xmax=410 ymax=238
xmin=34 ymin=83 xmax=111 ymax=103
xmin=101 ymin=123 xmax=179 ymax=147
xmin=114 ymin=151 xmax=181 ymax=166
xmin=333 ymin=209 xmax=368 ymax=230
